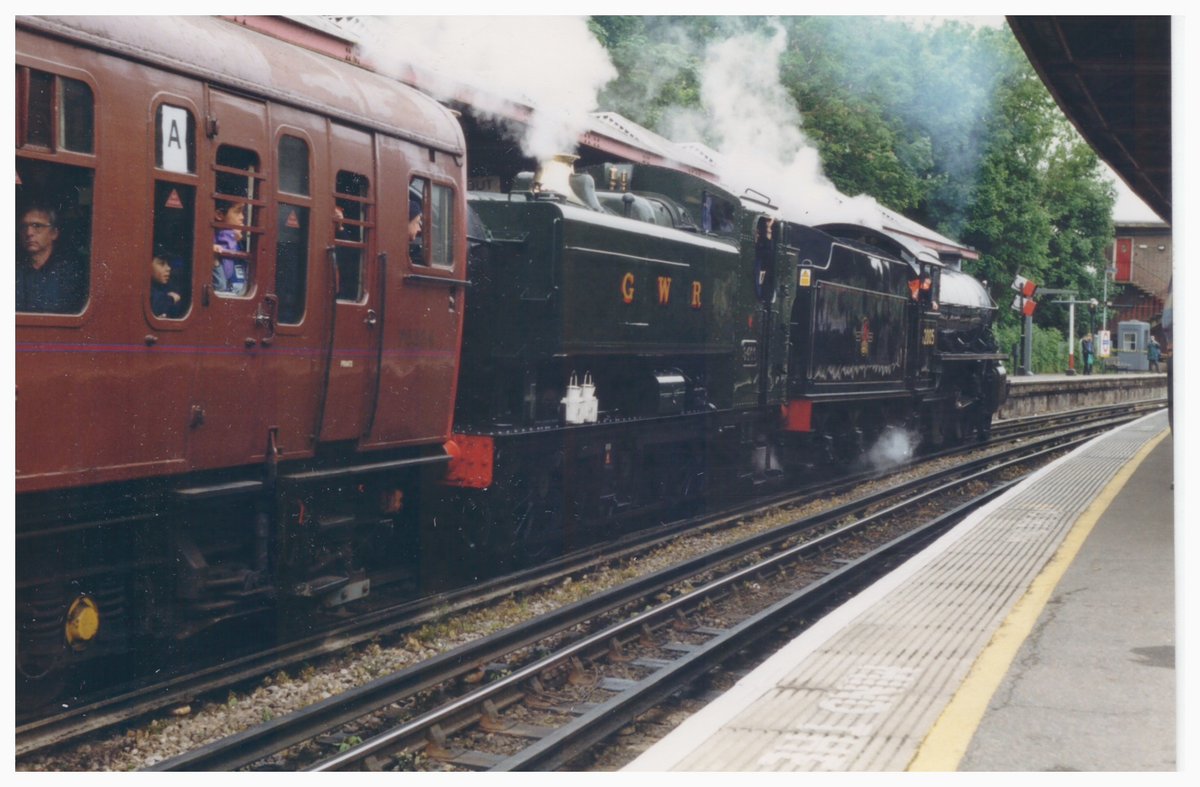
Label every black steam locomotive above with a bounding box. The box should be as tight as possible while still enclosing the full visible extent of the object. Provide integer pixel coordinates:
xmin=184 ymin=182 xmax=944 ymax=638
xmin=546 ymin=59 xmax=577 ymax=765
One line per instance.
xmin=429 ymin=156 xmax=1007 ymax=580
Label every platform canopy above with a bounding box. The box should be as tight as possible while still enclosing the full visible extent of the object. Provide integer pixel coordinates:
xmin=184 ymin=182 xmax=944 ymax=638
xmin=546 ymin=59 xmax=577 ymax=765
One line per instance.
xmin=1008 ymin=16 xmax=1171 ymax=225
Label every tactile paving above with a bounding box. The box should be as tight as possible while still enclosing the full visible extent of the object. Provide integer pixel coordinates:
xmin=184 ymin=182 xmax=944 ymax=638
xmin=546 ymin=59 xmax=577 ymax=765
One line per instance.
xmin=625 ymin=412 xmax=1167 ymax=771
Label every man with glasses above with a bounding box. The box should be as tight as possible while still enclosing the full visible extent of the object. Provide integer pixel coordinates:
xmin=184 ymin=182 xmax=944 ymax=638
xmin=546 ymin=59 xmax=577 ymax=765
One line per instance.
xmin=17 ymin=204 xmax=86 ymax=313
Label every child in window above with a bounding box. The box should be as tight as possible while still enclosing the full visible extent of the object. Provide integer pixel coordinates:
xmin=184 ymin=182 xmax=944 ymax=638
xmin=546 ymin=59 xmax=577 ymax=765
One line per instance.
xmin=150 ymin=246 xmax=186 ymax=318
xmin=213 ymin=199 xmax=247 ymax=294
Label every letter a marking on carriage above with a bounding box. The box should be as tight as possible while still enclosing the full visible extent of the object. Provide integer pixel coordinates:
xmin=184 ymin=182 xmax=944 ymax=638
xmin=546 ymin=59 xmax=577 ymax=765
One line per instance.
xmin=161 ymin=104 xmax=189 ymax=174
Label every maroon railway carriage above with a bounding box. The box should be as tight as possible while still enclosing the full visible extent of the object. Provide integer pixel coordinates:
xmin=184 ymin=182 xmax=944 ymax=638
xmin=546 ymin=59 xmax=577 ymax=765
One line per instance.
xmin=15 ymin=16 xmax=467 ymax=702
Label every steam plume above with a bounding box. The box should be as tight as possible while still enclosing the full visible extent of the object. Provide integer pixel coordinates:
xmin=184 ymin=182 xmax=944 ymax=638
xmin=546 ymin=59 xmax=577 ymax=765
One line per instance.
xmin=656 ymin=21 xmax=886 ymax=226
xmin=342 ymin=16 xmax=616 ymax=161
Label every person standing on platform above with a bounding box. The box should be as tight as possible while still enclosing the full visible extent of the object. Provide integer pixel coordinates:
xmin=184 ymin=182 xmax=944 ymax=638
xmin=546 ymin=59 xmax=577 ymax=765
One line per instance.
xmin=1148 ymin=335 xmax=1162 ymax=372
xmin=1081 ymin=333 xmax=1094 ymax=375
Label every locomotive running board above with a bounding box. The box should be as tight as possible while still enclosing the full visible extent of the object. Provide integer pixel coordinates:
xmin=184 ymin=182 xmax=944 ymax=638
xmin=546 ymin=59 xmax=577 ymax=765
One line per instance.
xmin=280 ymin=453 xmax=451 ymax=483
xmin=172 ymin=479 xmax=263 ymax=501
xmin=171 ymin=455 xmax=450 ymax=500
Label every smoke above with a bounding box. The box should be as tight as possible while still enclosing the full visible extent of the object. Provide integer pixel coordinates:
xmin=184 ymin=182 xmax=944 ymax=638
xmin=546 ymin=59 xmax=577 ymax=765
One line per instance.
xmin=864 ymin=425 xmax=918 ymax=470
xmin=342 ymin=17 xmax=616 ymax=161
xmin=658 ymin=23 xmax=825 ymax=213
xmin=643 ymin=21 xmax=886 ymax=228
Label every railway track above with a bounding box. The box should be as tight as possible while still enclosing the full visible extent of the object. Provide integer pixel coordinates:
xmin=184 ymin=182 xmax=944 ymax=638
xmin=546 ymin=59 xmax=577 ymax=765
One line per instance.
xmin=17 ymin=401 xmax=1162 ymax=769
xmin=148 ymin=409 xmax=1144 ymax=771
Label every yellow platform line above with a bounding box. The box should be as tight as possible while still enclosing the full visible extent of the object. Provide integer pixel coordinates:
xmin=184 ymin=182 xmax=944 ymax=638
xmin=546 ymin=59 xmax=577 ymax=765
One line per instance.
xmin=907 ymin=427 xmax=1170 ymax=771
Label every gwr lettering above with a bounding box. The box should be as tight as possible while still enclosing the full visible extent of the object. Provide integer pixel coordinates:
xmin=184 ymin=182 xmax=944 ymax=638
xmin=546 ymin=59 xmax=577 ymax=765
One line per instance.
xmin=620 ymin=274 xmax=703 ymax=310
xmin=657 ymin=276 xmax=672 ymax=305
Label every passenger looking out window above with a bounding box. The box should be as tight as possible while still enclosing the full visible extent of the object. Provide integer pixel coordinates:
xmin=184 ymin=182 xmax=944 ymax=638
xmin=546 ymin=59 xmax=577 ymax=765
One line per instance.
xmin=16 ymin=203 xmax=87 ymax=314
xmin=151 ymin=180 xmax=195 ymax=319
xmin=150 ymin=245 xmax=187 ymax=319
xmin=212 ymin=199 xmax=248 ymax=295
xmin=408 ymin=177 xmax=453 ymax=269
xmin=409 ymin=192 xmax=423 ymax=244
xmin=212 ymin=144 xmax=260 ymax=297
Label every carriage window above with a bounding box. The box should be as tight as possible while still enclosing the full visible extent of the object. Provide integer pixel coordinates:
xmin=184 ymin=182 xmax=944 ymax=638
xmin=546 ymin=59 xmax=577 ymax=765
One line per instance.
xmin=430 ymin=182 xmax=454 ymax=268
xmin=334 ymin=170 xmax=371 ymax=302
xmin=61 ymin=78 xmax=95 ymax=153
xmin=279 ymin=135 xmax=310 ymax=196
xmin=277 ymin=135 xmax=311 ymax=324
xmin=16 ymin=160 xmax=92 ymax=315
xmin=408 ymin=177 xmax=454 ymax=269
xmin=17 ymin=67 xmax=94 ymax=154
xmin=408 ymin=177 xmax=428 ymax=266
xmin=149 ymin=181 xmax=195 ymax=319
xmin=155 ymin=104 xmax=195 ymax=174
xmin=212 ymin=145 xmax=261 ymax=298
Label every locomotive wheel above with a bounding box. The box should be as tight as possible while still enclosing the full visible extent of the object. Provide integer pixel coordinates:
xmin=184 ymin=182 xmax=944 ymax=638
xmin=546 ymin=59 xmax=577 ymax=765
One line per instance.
xmin=16 ymin=616 xmax=74 ymax=712
xmin=939 ymin=400 xmax=964 ymax=446
xmin=666 ymin=448 xmax=704 ymax=513
xmin=510 ymin=452 xmax=565 ymax=569
xmin=16 ymin=654 xmax=69 ymax=713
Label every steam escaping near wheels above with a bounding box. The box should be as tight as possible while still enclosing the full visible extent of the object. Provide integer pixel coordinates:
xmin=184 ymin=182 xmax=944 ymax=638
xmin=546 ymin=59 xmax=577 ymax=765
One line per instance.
xmin=865 ymin=426 xmax=918 ymax=471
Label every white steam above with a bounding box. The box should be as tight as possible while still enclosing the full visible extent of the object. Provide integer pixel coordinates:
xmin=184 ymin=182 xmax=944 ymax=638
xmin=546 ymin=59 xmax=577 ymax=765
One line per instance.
xmin=659 ymin=21 xmax=886 ymax=227
xmin=865 ymin=426 xmax=918 ymax=470
xmin=342 ymin=17 xmax=616 ymax=161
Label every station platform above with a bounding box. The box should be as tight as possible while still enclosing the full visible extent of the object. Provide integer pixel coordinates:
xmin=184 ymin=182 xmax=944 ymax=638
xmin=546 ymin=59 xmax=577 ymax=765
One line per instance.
xmin=625 ymin=410 xmax=1177 ymax=772
xmin=999 ymin=370 xmax=1166 ymax=420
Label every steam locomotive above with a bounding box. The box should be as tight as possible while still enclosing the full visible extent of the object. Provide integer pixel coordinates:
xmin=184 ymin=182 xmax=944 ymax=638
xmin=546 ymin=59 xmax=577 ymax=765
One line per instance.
xmin=14 ymin=16 xmax=1006 ymax=707
xmin=428 ymin=156 xmax=1007 ymax=579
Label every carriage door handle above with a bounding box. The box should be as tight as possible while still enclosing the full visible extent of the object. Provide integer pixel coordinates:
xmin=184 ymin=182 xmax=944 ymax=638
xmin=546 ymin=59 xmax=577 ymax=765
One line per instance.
xmin=254 ymin=294 xmax=278 ymax=346
xmin=364 ymin=309 xmax=378 ymax=327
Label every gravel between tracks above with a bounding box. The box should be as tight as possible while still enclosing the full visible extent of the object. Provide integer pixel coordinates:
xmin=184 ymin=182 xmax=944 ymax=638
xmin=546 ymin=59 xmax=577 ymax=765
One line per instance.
xmin=19 ymin=450 xmax=972 ymax=772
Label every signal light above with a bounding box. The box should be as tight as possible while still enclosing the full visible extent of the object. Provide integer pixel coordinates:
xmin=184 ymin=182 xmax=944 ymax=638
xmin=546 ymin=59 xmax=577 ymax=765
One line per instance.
xmin=1011 ymin=274 xmax=1037 ymax=298
xmin=1011 ymin=275 xmax=1038 ymax=315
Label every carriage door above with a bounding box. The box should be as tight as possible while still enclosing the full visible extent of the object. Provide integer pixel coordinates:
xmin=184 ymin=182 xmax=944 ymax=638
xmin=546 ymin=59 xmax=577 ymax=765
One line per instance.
xmin=187 ymin=88 xmax=274 ymax=469
xmin=318 ymin=124 xmax=380 ymax=442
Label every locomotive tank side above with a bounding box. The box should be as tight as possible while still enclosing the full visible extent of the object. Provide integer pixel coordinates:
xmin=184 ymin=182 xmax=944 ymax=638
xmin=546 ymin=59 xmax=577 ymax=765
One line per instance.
xmin=786 ymin=228 xmax=916 ymax=394
xmin=458 ymin=187 xmax=741 ymax=428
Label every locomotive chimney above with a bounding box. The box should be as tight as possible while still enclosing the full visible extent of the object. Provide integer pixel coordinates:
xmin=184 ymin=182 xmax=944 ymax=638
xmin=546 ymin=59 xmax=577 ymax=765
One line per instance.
xmin=532 ymin=153 xmax=584 ymax=205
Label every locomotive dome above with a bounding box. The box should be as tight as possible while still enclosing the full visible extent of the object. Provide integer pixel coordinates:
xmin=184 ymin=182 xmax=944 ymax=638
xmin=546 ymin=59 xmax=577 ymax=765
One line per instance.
xmin=939 ymin=268 xmax=997 ymax=309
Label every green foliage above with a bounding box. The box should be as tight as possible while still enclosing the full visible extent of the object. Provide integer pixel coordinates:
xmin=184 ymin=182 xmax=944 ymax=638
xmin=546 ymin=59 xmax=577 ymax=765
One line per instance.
xmin=994 ymin=322 xmax=1071 ymax=374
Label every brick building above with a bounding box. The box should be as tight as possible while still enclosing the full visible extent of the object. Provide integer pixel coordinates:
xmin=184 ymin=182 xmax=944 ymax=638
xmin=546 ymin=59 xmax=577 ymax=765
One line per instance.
xmin=1106 ymin=221 xmax=1172 ymax=347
